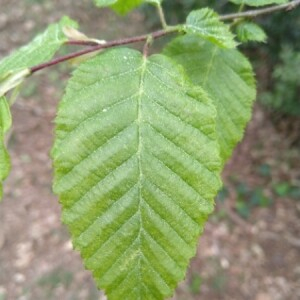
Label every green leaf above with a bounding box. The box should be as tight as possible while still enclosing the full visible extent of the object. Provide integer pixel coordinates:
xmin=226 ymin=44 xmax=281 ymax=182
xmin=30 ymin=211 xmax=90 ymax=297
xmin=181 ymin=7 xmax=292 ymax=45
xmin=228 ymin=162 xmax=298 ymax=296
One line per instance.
xmin=145 ymin=0 xmax=163 ymax=4
xmin=0 ymin=16 xmax=78 ymax=77
xmin=229 ymin=0 xmax=288 ymax=6
xmin=93 ymin=0 xmax=144 ymax=14
xmin=52 ymin=48 xmax=222 ymax=299
xmin=184 ymin=8 xmax=237 ymax=49
xmin=236 ymin=22 xmax=267 ymax=43
xmin=164 ymin=35 xmax=256 ymax=164
xmin=0 ymin=96 xmax=12 ymax=134
xmin=0 ymin=69 xmax=30 ymax=97
xmin=0 ymin=96 xmax=12 ymax=200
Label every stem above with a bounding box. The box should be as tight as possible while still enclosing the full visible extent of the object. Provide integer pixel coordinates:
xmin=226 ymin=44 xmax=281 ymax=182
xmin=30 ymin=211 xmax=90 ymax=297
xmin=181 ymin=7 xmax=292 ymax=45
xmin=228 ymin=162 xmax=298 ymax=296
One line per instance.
xmin=30 ymin=27 xmax=178 ymax=73
xmin=30 ymin=0 xmax=300 ymax=73
xmin=220 ymin=0 xmax=300 ymax=21
xmin=156 ymin=3 xmax=168 ymax=29
xmin=143 ymin=35 xmax=153 ymax=57
xmin=238 ymin=3 xmax=245 ymax=13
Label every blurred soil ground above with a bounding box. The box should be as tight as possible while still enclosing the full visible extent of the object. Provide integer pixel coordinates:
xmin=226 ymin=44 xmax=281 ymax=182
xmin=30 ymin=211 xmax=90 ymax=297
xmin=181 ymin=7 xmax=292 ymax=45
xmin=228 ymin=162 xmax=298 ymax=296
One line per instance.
xmin=0 ymin=1 xmax=299 ymax=299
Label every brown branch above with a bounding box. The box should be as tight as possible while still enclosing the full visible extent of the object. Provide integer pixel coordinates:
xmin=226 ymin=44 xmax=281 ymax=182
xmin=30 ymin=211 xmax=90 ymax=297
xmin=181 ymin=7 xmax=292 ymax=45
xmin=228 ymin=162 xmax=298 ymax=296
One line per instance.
xmin=220 ymin=0 xmax=300 ymax=21
xmin=30 ymin=28 xmax=177 ymax=74
xmin=30 ymin=0 xmax=300 ymax=73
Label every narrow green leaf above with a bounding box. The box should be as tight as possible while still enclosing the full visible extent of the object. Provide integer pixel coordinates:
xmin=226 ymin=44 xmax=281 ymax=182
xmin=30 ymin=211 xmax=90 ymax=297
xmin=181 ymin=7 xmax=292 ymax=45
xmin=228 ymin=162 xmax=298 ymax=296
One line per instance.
xmin=0 ymin=69 xmax=30 ymax=98
xmin=93 ymin=0 xmax=144 ymax=14
xmin=236 ymin=22 xmax=267 ymax=43
xmin=0 ymin=96 xmax=12 ymax=134
xmin=0 ymin=96 xmax=12 ymax=200
xmin=164 ymin=35 xmax=256 ymax=164
xmin=53 ymin=48 xmax=222 ymax=299
xmin=229 ymin=0 xmax=288 ymax=6
xmin=184 ymin=8 xmax=237 ymax=49
xmin=0 ymin=16 xmax=78 ymax=77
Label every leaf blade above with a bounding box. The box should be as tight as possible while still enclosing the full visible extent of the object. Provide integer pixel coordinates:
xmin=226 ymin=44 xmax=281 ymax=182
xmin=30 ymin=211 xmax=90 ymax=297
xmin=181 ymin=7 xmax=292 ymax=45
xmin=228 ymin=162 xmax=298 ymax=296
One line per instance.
xmin=0 ymin=96 xmax=12 ymax=200
xmin=94 ymin=0 xmax=144 ymax=14
xmin=53 ymin=48 xmax=221 ymax=299
xmin=184 ymin=8 xmax=237 ymax=49
xmin=164 ymin=35 xmax=256 ymax=164
xmin=236 ymin=22 xmax=267 ymax=43
xmin=0 ymin=16 xmax=77 ymax=77
xmin=229 ymin=0 xmax=288 ymax=7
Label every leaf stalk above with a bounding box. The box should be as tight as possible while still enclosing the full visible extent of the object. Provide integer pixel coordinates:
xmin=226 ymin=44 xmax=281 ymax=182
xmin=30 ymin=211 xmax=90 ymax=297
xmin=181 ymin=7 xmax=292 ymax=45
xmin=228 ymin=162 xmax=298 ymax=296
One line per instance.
xmin=30 ymin=0 xmax=300 ymax=74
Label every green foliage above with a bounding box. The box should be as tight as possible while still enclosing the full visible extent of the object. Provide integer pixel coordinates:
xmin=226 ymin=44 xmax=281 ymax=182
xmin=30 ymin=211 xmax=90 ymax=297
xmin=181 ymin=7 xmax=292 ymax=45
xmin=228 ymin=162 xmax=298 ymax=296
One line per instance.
xmin=140 ymin=0 xmax=234 ymax=27
xmin=0 ymin=16 xmax=77 ymax=76
xmin=0 ymin=97 xmax=11 ymax=200
xmin=273 ymin=182 xmax=300 ymax=199
xmin=0 ymin=0 xmax=297 ymax=298
xmin=52 ymin=47 xmax=222 ymax=300
xmin=257 ymin=163 xmax=271 ymax=177
xmin=260 ymin=46 xmax=300 ymax=116
xmin=145 ymin=0 xmax=162 ymax=5
xmin=164 ymin=35 xmax=256 ymax=164
xmin=189 ymin=273 xmax=202 ymax=294
xmin=235 ymin=183 xmax=272 ymax=218
xmin=184 ymin=8 xmax=237 ymax=48
xmin=94 ymin=0 xmax=144 ymax=14
xmin=260 ymin=7 xmax=300 ymax=56
xmin=236 ymin=22 xmax=267 ymax=43
xmin=0 ymin=16 xmax=78 ymax=200
xmin=229 ymin=0 xmax=288 ymax=6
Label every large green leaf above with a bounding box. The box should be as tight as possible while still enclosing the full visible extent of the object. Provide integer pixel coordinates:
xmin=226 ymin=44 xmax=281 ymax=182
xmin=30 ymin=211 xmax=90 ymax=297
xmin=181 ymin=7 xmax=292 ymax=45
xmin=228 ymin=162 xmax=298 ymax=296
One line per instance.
xmin=164 ymin=35 xmax=256 ymax=164
xmin=93 ymin=0 xmax=144 ymax=14
xmin=184 ymin=8 xmax=237 ymax=49
xmin=229 ymin=0 xmax=288 ymax=6
xmin=0 ymin=96 xmax=12 ymax=200
xmin=52 ymin=48 xmax=221 ymax=299
xmin=0 ymin=16 xmax=77 ymax=77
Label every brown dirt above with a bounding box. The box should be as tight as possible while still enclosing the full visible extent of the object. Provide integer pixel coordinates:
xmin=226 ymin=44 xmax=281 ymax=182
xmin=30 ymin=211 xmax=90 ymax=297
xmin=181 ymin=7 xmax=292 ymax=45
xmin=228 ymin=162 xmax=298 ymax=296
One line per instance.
xmin=0 ymin=1 xmax=299 ymax=300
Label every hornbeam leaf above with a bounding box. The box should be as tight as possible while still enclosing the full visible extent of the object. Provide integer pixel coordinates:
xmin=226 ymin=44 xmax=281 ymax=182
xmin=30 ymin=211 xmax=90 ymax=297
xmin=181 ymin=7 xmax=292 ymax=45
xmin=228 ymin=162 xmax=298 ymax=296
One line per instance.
xmin=94 ymin=0 xmax=144 ymax=14
xmin=236 ymin=22 xmax=267 ymax=43
xmin=229 ymin=0 xmax=288 ymax=6
xmin=0 ymin=16 xmax=78 ymax=77
xmin=0 ymin=69 xmax=30 ymax=97
xmin=184 ymin=8 xmax=237 ymax=49
xmin=164 ymin=35 xmax=256 ymax=164
xmin=0 ymin=96 xmax=12 ymax=200
xmin=52 ymin=48 xmax=222 ymax=299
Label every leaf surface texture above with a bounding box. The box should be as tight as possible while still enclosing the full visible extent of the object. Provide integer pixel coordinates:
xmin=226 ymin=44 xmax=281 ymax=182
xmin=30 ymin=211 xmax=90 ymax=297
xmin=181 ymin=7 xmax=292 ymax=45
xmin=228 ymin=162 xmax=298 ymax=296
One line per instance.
xmin=164 ymin=35 xmax=256 ymax=164
xmin=52 ymin=48 xmax=222 ymax=299
xmin=184 ymin=8 xmax=237 ymax=49
xmin=236 ymin=22 xmax=267 ymax=43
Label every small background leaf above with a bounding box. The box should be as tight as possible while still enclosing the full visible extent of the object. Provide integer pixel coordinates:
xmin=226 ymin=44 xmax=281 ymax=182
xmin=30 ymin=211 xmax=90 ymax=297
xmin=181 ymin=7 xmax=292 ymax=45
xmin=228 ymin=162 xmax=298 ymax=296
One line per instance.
xmin=184 ymin=8 xmax=237 ymax=49
xmin=236 ymin=22 xmax=267 ymax=43
xmin=0 ymin=16 xmax=78 ymax=76
xmin=229 ymin=0 xmax=288 ymax=6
